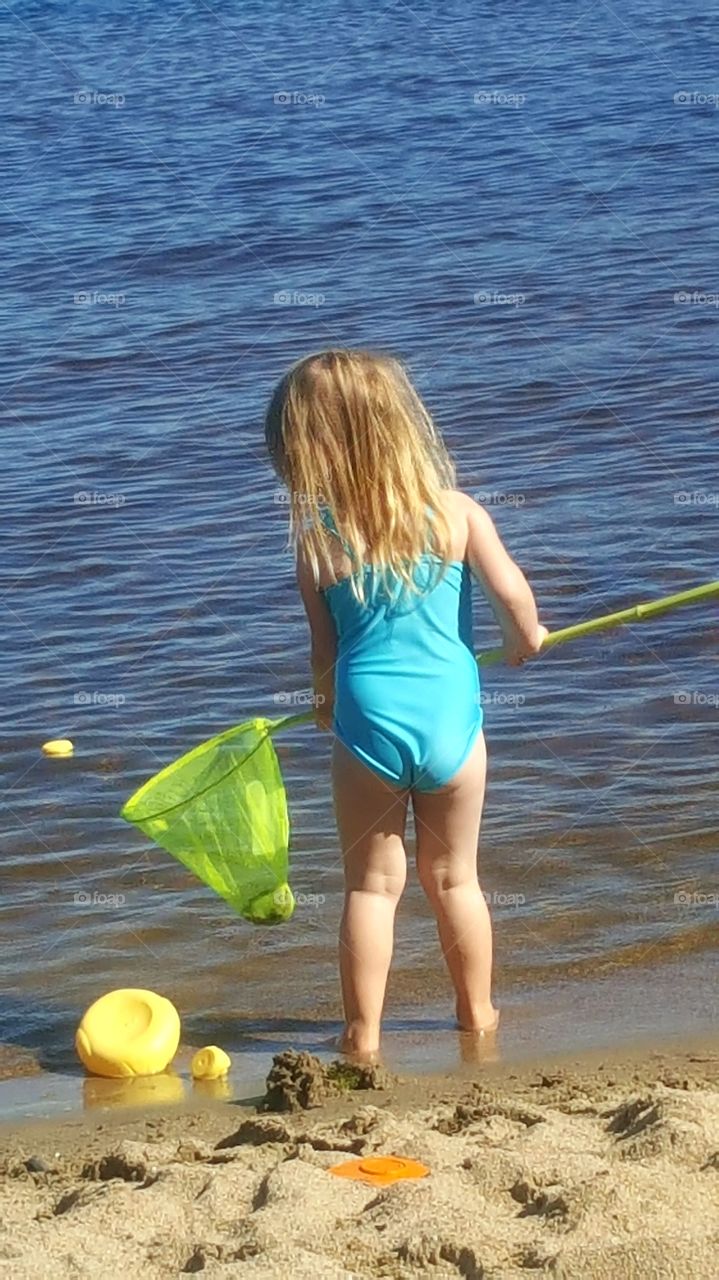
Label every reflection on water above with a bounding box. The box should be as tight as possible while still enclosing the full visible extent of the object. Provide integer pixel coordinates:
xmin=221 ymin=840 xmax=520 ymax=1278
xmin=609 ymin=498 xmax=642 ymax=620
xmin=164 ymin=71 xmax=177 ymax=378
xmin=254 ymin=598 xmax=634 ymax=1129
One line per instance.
xmin=83 ymin=1072 xmax=186 ymax=1112
xmin=456 ymin=1030 xmax=501 ymax=1068
xmin=190 ymin=1077 xmax=234 ymax=1104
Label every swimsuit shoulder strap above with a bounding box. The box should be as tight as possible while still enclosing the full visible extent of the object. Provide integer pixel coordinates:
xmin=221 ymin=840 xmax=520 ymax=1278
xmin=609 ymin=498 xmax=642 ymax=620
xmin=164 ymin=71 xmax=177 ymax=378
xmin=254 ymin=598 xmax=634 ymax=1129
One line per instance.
xmin=319 ymin=507 xmax=355 ymax=561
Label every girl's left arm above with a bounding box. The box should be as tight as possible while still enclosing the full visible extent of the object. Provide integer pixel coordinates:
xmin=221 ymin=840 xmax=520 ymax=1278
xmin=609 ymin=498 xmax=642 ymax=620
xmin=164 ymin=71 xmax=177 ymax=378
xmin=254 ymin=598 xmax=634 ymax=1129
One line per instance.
xmin=296 ymin=543 xmax=337 ymax=730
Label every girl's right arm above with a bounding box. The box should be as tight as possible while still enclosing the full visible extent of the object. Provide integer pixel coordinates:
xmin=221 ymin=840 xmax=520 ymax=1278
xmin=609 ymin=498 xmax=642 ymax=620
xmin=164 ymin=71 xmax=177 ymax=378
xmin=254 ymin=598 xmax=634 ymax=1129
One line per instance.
xmin=460 ymin=493 xmax=547 ymax=665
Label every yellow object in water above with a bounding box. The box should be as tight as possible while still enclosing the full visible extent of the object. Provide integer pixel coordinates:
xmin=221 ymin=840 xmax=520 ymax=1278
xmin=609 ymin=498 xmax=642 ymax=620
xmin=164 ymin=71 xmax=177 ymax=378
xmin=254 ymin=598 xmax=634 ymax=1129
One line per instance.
xmin=42 ymin=738 xmax=74 ymax=757
xmin=191 ymin=1045 xmax=231 ymax=1080
xmin=75 ymin=988 xmax=181 ymax=1078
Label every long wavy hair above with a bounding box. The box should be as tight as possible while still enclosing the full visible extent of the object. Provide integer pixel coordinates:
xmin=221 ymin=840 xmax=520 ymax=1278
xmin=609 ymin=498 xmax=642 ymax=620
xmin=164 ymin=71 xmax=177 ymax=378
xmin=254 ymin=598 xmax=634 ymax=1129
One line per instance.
xmin=265 ymin=348 xmax=456 ymax=602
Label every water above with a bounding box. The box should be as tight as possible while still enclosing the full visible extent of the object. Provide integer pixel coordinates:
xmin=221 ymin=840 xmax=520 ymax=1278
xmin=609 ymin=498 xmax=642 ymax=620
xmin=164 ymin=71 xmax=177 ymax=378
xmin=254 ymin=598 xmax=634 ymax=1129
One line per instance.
xmin=1 ymin=1 xmax=717 ymax=1115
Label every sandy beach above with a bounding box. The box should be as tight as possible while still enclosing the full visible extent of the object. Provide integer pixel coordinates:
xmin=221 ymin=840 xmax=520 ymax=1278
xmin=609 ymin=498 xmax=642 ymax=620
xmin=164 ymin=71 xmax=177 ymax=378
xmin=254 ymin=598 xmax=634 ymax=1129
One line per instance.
xmin=1 ymin=1039 xmax=717 ymax=1279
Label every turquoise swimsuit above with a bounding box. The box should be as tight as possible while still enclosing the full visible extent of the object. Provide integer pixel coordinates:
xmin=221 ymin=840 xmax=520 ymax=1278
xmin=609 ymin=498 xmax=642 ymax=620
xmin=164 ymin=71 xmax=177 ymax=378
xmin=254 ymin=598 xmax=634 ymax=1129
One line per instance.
xmin=321 ymin=545 xmax=483 ymax=792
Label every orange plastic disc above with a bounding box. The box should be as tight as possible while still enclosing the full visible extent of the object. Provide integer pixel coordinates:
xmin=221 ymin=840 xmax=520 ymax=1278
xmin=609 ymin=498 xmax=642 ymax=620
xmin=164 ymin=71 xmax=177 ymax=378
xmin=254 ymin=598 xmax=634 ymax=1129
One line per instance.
xmin=329 ymin=1155 xmax=430 ymax=1185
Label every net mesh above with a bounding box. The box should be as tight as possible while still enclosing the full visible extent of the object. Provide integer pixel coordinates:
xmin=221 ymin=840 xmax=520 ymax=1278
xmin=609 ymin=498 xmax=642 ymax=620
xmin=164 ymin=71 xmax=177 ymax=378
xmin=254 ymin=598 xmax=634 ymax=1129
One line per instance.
xmin=121 ymin=718 xmax=294 ymax=924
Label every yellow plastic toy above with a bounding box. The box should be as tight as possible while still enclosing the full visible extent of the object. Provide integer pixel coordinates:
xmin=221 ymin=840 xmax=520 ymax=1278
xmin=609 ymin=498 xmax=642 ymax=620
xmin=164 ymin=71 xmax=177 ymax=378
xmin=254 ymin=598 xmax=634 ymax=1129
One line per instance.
xmin=75 ymin=988 xmax=181 ymax=1078
xmin=42 ymin=738 xmax=74 ymax=757
xmin=191 ymin=1045 xmax=231 ymax=1080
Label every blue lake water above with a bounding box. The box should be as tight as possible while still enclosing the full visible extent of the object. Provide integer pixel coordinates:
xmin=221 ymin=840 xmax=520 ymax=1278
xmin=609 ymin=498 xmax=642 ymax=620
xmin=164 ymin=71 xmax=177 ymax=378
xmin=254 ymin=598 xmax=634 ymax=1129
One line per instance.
xmin=0 ymin=0 xmax=717 ymax=1115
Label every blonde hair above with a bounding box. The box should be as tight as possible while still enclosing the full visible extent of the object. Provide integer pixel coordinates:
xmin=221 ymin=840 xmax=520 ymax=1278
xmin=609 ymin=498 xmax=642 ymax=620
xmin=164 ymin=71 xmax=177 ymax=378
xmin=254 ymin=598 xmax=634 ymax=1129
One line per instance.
xmin=265 ymin=349 xmax=456 ymax=602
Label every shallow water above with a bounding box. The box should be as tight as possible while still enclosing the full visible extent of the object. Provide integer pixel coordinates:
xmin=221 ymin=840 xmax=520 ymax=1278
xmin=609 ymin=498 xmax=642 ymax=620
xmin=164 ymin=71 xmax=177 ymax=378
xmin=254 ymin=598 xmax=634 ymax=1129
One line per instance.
xmin=1 ymin=0 xmax=717 ymax=1115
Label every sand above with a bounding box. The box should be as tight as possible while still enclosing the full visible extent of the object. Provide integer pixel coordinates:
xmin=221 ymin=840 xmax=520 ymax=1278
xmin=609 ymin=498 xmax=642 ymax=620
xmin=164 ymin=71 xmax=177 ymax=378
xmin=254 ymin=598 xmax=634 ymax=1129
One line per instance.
xmin=1 ymin=1042 xmax=718 ymax=1279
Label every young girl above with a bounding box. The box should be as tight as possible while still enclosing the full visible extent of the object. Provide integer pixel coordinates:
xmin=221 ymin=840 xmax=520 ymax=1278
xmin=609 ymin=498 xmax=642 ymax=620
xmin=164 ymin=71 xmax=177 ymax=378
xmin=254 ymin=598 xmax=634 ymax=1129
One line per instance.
xmin=266 ymin=349 xmax=546 ymax=1059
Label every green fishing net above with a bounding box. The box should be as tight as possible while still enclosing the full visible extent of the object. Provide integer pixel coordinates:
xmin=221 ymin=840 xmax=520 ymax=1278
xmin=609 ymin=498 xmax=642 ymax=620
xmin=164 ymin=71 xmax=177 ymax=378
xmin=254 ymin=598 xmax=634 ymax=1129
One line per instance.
xmin=120 ymin=718 xmax=295 ymax=925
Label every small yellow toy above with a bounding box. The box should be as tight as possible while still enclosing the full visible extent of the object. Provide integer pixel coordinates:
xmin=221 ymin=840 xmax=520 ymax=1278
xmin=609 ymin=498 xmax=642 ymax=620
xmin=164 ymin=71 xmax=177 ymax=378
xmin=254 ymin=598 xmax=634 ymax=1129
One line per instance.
xmin=191 ymin=1045 xmax=231 ymax=1080
xmin=42 ymin=738 xmax=74 ymax=757
xmin=75 ymin=988 xmax=181 ymax=1078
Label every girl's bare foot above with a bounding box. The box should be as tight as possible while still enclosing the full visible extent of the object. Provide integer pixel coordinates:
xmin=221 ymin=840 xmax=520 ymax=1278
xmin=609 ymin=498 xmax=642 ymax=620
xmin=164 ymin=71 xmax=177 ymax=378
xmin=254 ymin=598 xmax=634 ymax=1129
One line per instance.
xmin=455 ymin=1002 xmax=500 ymax=1036
xmin=338 ymin=1023 xmax=380 ymax=1063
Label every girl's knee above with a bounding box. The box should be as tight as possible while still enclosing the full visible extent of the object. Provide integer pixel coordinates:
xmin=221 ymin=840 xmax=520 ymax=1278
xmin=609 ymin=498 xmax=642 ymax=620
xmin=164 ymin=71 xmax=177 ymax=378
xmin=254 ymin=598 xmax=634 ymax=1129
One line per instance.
xmin=418 ymin=859 xmax=478 ymax=899
xmin=345 ymin=870 xmax=406 ymax=900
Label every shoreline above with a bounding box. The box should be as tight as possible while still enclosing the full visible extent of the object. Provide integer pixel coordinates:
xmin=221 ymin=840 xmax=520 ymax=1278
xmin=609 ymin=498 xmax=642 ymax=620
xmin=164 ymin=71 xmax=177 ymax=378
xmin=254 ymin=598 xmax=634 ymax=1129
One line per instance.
xmin=1 ymin=1036 xmax=717 ymax=1277
xmin=2 ymin=947 xmax=717 ymax=1127
xmin=1 ymin=1013 xmax=717 ymax=1125
xmin=2 ymin=1032 xmax=718 ymax=1143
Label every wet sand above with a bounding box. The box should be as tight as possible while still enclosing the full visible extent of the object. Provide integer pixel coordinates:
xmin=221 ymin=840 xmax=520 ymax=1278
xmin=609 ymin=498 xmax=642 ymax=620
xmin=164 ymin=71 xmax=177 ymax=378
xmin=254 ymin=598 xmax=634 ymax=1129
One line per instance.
xmin=1 ymin=1038 xmax=717 ymax=1278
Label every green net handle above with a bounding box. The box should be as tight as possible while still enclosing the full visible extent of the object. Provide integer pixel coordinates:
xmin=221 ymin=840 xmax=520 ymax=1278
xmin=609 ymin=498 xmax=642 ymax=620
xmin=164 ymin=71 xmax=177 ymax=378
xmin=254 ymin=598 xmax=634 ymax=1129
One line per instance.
xmin=475 ymin=579 xmax=719 ymax=667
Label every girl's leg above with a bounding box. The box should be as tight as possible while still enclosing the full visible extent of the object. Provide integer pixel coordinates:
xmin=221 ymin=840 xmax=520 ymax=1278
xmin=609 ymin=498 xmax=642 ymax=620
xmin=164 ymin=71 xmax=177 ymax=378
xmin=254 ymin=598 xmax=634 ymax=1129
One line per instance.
xmin=331 ymin=741 xmax=409 ymax=1058
xmin=413 ymin=733 xmax=497 ymax=1032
